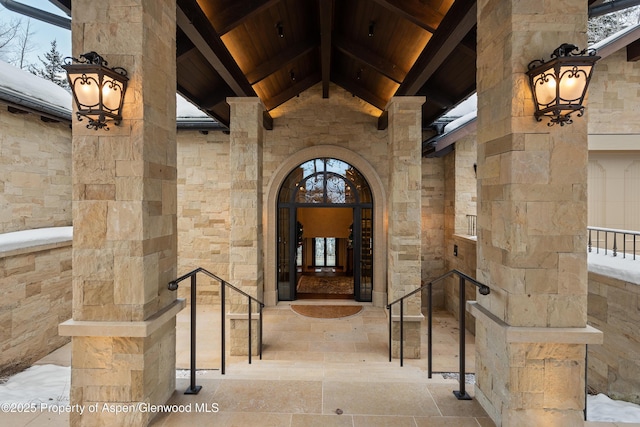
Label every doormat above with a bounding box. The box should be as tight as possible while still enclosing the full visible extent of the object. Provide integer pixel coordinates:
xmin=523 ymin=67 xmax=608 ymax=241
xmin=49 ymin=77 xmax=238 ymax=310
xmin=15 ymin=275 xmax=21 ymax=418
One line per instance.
xmin=290 ymin=304 xmax=363 ymax=319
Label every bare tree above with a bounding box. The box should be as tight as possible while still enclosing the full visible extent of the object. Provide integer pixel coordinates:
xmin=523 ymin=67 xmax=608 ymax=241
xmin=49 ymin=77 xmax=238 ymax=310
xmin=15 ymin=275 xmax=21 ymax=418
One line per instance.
xmin=0 ymin=9 xmax=21 ymax=57
xmin=12 ymin=18 xmax=36 ymax=69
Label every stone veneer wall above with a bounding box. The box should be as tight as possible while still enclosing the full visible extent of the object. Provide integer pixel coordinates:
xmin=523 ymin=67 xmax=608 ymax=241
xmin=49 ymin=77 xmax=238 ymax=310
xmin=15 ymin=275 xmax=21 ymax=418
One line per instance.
xmin=176 ymin=130 xmax=230 ymax=303
xmin=587 ymin=271 xmax=640 ymax=404
xmin=442 ymin=135 xmax=478 ymax=331
xmin=0 ymin=241 xmax=72 ymax=375
xmin=422 ymin=156 xmax=447 ymax=307
xmin=0 ymin=104 xmax=72 ymax=233
xmin=588 ymin=49 xmax=640 ymax=134
xmin=175 ymin=83 xmax=445 ymax=305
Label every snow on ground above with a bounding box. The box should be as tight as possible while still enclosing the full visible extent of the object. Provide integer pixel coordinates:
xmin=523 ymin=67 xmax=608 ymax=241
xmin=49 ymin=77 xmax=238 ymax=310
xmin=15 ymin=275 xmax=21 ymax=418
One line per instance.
xmin=0 ymin=227 xmax=72 ymax=253
xmin=588 ymin=250 xmax=640 ymax=285
xmin=0 ymin=365 xmax=70 ymax=407
xmin=588 ymin=393 xmax=640 ymax=423
xmin=1 ymin=365 xmax=640 ymax=423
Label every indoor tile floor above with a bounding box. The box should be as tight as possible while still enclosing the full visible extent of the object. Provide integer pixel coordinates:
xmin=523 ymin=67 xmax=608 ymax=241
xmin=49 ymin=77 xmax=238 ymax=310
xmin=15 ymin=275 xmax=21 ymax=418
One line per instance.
xmin=4 ymin=303 xmax=495 ymax=427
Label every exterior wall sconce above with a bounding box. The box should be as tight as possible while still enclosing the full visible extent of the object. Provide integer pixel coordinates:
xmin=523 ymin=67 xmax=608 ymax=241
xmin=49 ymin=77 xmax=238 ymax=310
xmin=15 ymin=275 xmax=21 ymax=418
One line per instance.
xmin=526 ymin=43 xmax=600 ymax=126
xmin=62 ymin=52 xmax=129 ymax=131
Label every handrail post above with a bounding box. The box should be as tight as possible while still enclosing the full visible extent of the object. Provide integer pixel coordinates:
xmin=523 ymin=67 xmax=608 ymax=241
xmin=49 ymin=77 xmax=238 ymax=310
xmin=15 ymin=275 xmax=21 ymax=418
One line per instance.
xmin=453 ymin=276 xmax=471 ymax=400
xmin=184 ymin=274 xmax=202 ymax=394
xmin=221 ymin=279 xmax=226 ymax=375
xmin=613 ymin=232 xmax=618 ymax=257
xmin=248 ymin=298 xmax=252 ymax=365
xmin=388 ymin=305 xmax=392 ymax=362
xmin=428 ymin=282 xmax=433 ymax=379
xmin=259 ymin=303 xmax=263 ymax=360
xmin=400 ymin=300 xmax=404 ymax=367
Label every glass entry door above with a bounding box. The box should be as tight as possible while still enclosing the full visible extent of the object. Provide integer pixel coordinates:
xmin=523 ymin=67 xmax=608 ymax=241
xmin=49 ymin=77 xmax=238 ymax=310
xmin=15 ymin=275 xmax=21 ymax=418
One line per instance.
xmin=277 ymin=158 xmax=373 ymax=302
xmin=277 ymin=206 xmax=297 ymax=301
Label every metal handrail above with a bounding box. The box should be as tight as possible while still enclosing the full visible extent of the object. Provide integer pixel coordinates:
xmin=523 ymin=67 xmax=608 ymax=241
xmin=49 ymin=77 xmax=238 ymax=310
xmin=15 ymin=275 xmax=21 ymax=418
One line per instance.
xmin=168 ymin=267 xmax=265 ymax=394
xmin=588 ymin=226 xmax=638 ymax=260
xmin=386 ymin=269 xmax=490 ymax=400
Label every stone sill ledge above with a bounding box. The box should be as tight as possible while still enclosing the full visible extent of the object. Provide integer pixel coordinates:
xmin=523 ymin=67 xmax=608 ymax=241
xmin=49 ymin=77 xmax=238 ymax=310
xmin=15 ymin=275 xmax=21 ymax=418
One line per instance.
xmin=468 ymin=301 xmax=603 ymax=345
xmin=453 ymin=234 xmax=477 ymax=243
xmin=59 ymin=298 xmax=186 ymax=338
xmin=0 ymin=226 xmax=72 ymax=259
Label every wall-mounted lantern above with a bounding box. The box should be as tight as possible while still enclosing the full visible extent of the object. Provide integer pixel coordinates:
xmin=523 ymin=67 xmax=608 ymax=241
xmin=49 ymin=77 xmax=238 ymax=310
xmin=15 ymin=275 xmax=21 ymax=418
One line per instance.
xmin=63 ymin=52 xmax=128 ymax=131
xmin=526 ymin=43 xmax=600 ymax=126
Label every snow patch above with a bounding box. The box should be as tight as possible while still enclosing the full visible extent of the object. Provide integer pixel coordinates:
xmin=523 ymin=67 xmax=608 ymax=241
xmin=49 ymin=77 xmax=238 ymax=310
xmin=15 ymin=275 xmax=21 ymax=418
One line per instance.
xmin=588 ymin=250 xmax=640 ymax=285
xmin=587 ymin=393 xmax=640 ymax=423
xmin=0 ymin=365 xmax=70 ymax=407
xmin=0 ymin=227 xmax=73 ymax=254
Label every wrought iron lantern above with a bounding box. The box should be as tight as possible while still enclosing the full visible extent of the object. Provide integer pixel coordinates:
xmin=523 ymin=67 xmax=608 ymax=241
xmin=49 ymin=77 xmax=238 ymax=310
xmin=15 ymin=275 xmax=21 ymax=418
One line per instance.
xmin=526 ymin=43 xmax=600 ymax=126
xmin=62 ymin=52 xmax=128 ymax=130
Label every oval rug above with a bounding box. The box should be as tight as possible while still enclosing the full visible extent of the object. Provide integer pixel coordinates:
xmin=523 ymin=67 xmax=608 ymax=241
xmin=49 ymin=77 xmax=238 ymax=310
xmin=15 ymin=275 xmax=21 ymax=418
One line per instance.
xmin=290 ymin=304 xmax=363 ymax=319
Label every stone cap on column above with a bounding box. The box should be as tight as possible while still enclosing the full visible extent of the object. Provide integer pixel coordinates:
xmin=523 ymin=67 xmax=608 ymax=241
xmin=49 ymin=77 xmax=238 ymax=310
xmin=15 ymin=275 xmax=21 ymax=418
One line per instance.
xmin=468 ymin=301 xmax=603 ymax=345
xmin=59 ymin=298 xmax=186 ymax=338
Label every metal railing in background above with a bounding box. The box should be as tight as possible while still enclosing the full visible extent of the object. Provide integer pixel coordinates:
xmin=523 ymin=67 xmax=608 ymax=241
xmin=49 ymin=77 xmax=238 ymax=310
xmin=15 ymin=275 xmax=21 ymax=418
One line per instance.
xmin=466 ymin=214 xmax=477 ymax=237
xmin=588 ymin=226 xmax=639 ymax=260
xmin=168 ymin=267 xmax=264 ymax=395
xmin=387 ymin=269 xmax=490 ymax=400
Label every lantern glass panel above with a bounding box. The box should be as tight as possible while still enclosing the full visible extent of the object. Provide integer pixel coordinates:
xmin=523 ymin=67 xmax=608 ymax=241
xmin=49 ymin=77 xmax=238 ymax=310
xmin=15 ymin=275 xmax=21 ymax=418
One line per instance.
xmin=558 ymin=65 xmax=591 ymax=103
xmin=532 ymin=70 xmax=557 ymax=106
xmin=102 ymin=77 xmax=124 ymax=111
xmin=69 ymin=72 xmax=100 ymax=108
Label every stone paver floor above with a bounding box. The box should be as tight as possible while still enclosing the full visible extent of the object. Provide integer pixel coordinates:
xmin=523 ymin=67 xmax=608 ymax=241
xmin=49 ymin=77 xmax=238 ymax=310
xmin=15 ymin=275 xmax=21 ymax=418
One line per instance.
xmin=2 ymin=302 xmax=494 ymax=427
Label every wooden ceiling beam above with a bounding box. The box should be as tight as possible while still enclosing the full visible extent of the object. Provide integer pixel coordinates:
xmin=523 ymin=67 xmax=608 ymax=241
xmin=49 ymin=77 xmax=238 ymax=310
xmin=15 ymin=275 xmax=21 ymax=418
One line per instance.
xmin=417 ymin=85 xmax=457 ymax=109
xmin=628 ymin=38 xmax=640 ymax=62
xmin=213 ymin=0 xmax=281 ymax=36
xmin=333 ymin=34 xmax=406 ymax=84
xmin=397 ymin=0 xmax=476 ymax=96
xmin=177 ymin=0 xmax=254 ymax=97
xmin=332 ymin=72 xmax=387 ymax=111
xmin=176 ymin=0 xmax=274 ymax=129
xmin=319 ymin=0 xmax=333 ymax=98
xmin=176 ymin=28 xmax=196 ymax=59
xmin=177 ymin=85 xmax=229 ymax=127
xmin=246 ymin=39 xmax=318 ymax=85
xmin=263 ymin=72 xmax=322 ymax=110
xmin=370 ymin=0 xmax=441 ymax=33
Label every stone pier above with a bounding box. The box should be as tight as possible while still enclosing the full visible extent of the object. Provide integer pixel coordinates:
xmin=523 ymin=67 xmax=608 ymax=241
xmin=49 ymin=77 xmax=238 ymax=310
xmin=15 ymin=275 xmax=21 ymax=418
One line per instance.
xmin=386 ymin=97 xmax=425 ymax=358
xmin=473 ymin=1 xmax=602 ymax=425
xmin=59 ymin=1 xmax=183 ymax=425
xmin=227 ymin=98 xmax=265 ymax=356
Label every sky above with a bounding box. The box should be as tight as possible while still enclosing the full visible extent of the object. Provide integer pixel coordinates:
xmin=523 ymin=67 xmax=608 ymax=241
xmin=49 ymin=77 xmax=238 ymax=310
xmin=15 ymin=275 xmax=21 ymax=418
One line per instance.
xmin=0 ymin=0 xmax=71 ymax=66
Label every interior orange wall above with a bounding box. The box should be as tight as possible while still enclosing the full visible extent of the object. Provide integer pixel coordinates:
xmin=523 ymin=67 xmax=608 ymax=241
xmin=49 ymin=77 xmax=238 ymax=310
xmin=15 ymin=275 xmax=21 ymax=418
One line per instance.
xmin=297 ymin=207 xmax=352 ymax=238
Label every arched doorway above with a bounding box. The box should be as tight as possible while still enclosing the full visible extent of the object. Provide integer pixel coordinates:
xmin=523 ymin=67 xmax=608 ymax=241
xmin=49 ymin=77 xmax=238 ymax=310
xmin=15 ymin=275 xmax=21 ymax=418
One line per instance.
xmin=277 ymin=158 xmax=373 ymax=302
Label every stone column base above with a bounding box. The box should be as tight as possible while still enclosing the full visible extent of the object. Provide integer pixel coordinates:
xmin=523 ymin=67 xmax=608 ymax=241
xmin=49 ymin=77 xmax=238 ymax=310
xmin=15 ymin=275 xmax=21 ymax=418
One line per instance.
xmin=59 ymin=299 xmax=185 ymax=426
xmin=389 ymin=314 xmax=424 ymax=359
xmin=469 ymin=302 xmax=602 ymax=427
xmin=229 ymin=313 xmax=262 ymax=356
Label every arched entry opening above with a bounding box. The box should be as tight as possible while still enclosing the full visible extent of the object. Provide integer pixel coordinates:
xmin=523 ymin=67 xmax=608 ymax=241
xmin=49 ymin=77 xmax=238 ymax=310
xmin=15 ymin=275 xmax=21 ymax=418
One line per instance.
xmin=277 ymin=158 xmax=373 ymax=302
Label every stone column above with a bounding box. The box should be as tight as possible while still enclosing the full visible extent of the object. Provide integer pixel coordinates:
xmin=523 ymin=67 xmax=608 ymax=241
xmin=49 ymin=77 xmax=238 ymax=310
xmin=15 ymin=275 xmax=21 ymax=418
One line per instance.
xmin=227 ymin=98 xmax=264 ymax=356
xmin=472 ymin=1 xmax=602 ymax=426
xmin=386 ymin=97 xmax=425 ymax=358
xmin=58 ymin=1 xmax=184 ymax=425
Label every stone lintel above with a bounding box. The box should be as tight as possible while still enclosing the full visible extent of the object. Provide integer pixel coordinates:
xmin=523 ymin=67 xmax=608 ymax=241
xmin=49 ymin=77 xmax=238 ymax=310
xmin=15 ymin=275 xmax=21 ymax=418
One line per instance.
xmin=468 ymin=301 xmax=603 ymax=345
xmin=59 ymin=298 xmax=185 ymax=338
